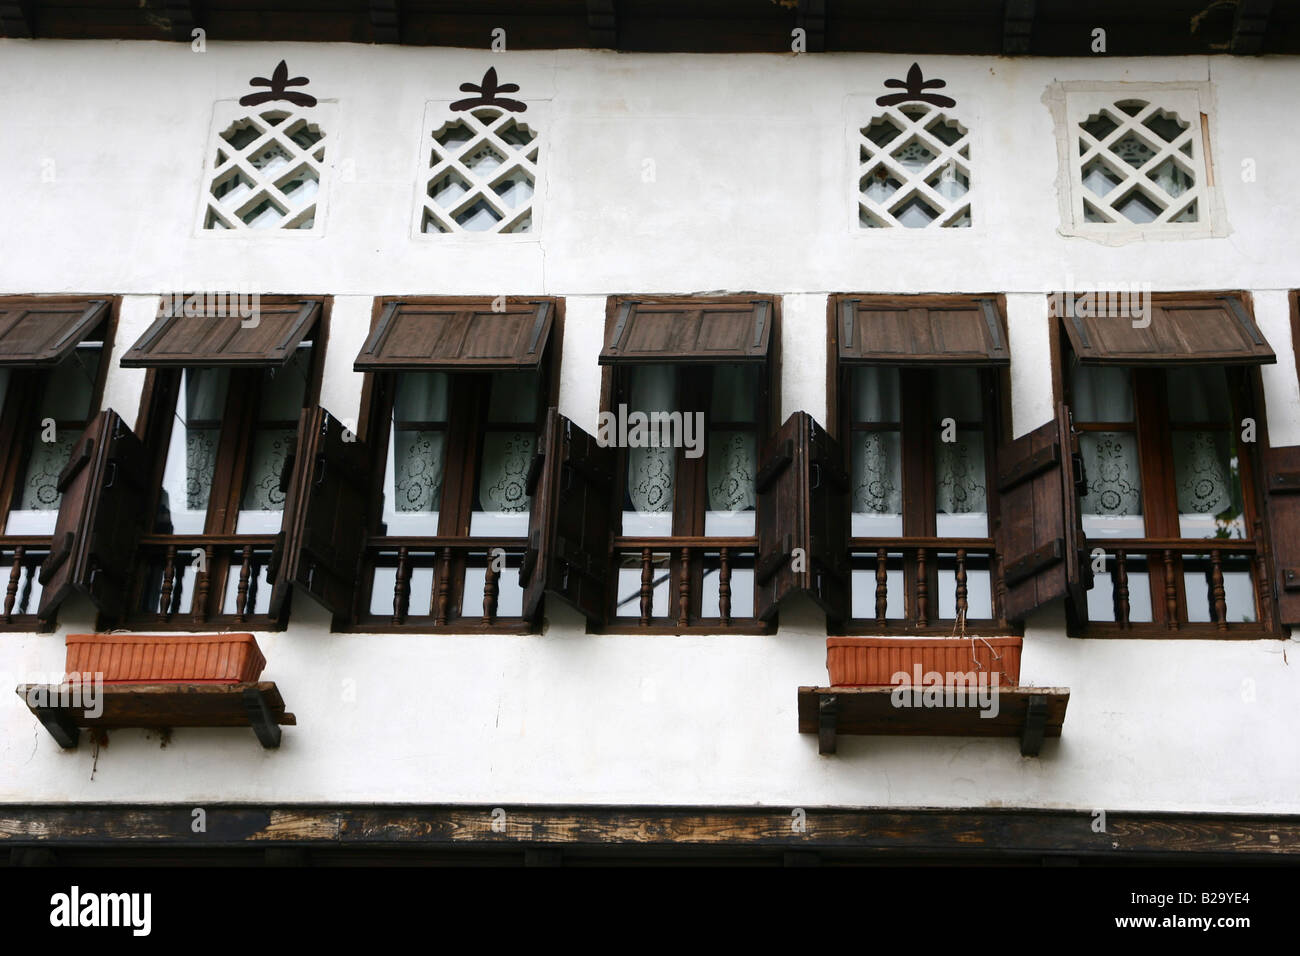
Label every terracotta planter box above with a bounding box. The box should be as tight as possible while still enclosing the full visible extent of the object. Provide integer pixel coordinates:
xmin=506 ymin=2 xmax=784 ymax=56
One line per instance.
xmin=826 ymin=636 xmax=1022 ymax=687
xmin=64 ymin=633 xmax=267 ymax=685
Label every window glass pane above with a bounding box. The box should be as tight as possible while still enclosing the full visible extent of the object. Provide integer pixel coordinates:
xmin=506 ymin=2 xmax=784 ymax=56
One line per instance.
xmin=1166 ymin=367 xmax=1231 ymax=424
xmin=235 ymin=346 xmax=312 ymax=533
xmin=384 ymin=372 xmax=450 ymax=536
xmin=931 ymin=368 xmax=982 ymax=424
xmin=471 ymin=371 xmax=539 ymax=537
xmin=158 ymin=367 xmax=230 ymax=534
xmin=851 ymin=366 xmax=900 ymax=423
xmin=711 ymin=365 xmax=758 ymax=423
xmin=935 ymin=430 xmax=987 ymax=536
xmin=1079 ymin=431 xmax=1144 ymax=537
xmin=623 ymin=365 xmax=677 ymax=536
xmin=38 ymin=343 xmax=101 ymax=420
xmin=1072 ymin=365 xmax=1134 ymax=422
xmin=851 ymin=431 xmax=902 ymax=536
xmin=1086 ymin=553 xmax=1154 ymax=623
xmin=1172 ymin=429 xmax=1245 ymax=538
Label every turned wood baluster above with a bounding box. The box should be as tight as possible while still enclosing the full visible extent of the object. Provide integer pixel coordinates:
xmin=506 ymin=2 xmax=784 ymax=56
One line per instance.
xmin=235 ymin=544 xmax=254 ymax=622
xmin=435 ymin=547 xmax=453 ymax=626
xmin=4 ymin=546 xmax=24 ymax=623
xmin=1163 ymin=550 xmax=1178 ymax=630
xmin=718 ymin=547 xmax=731 ymax=626
xmin=955 ymin=549 xmax=969 ymax=622
xmin=875 ymin=548 xmax=888 ymax=625
xmin=677 ymin=547 xmax=690 ymax=627
xmin=192 ymin=545 xmax=213 ymax=623
xmin=1211 ymin=550 xmax=1228 ymax=631
xmin=1114 ymin=551 xmax=1130 ymax=627
xmin=392 ymin=547 xmax=410 ymax=625
xmin=639 ymin=548 xmax=653 ymax=625
xmin=159 ymin=544 xmax=177 ymax=620
xmin=482 ymin=552 xmax=500 ymax=625
xmin=1253 ymin=519 xmax=1271 ymax=619
xmin=915 ymin=548 xmax=928 ymax=626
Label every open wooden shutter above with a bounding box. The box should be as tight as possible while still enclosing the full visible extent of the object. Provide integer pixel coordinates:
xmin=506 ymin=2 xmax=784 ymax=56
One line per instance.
xmin=0 ymin=297 xmax=110 ymax=368
xmin=599 ymin=298 xmax=771 ymax=364
xmin=837 ymin=295 xmax=1009 ymax=366
xmin=1263 ymin=445 xmax=1300 ymax=626
xmin=269 ymin=407 xmax=370 ymax=618
xmin=1057 ymin=293 xmax=1274 ymax=366
xmin=354 ymin=299 xmax=555 ymax=372
xmin=37 ymin=409 xmax=150 ymax=621
xmin=520 ymin=408 xmax=616 ymax=626
xmin=994 ymin=404 xmax=1091 ymax=624
xmin=122 ymin=299 xmax=319 ymax=367
xmin=754 ymin=412 xmax=850 ymax=624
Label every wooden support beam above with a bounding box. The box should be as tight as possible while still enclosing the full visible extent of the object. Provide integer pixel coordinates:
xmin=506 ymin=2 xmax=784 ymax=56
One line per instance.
xmin=0 ymin=0 xmax=34 ymax=38
xmin=163 ymin=1 xmax=197 ymax=43
xmin=1232 ymin=0 xmax=1274 ymax=54
xmin=242 ymin=685 xmax=283 ymax=749
xmin=1019 ymin=693 xmax=1048 ymax=756
xmin=817 ymin=694 xmax=837 ymax=755
xmin=797 ymin=0 xmax=825 ymax=53
xmin=34 ymin=706 xmax=79 ymax=750
xmin=587 ymin=0 xmax=615 ymax=49
xmin=524 ymin=848 xmax=563 ymax=866
xmin=370 ymin=0 xmax=400 ymax=44
xmin=1002 ymin=0 xmax=1035 ymax=55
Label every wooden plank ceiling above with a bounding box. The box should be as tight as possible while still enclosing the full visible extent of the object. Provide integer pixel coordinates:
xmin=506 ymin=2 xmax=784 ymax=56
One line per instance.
xmin=0 ymin=0 xmax=1295 ymax=54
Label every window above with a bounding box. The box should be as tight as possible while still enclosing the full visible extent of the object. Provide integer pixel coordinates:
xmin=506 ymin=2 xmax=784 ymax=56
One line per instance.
xmin=352 ymin=298 xmax=560 ymax=631
xmin=856 ymin=104 xmax=971 ymax=229
xmin=1052 ymin=293 xmax=1278 ymax=635
xmin=0 ymin=297 xmax=114 ymax=629
xmin=1052 ymin=82 xmax=1220 ymax=240
xmin=831 ymin=295 xmax=1012 ymax=633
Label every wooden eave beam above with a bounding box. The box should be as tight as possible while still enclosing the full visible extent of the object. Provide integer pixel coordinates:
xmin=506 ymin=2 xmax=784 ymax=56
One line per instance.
xmin=0 ymin=0 xmax=35 ymax=38
xmin=587 ymin=0 xmax=616 ymax=49
xmin=1003 ymin=0 xmax=1035 ymax=55
xmin=797 ymin=0 xmax=825 ymax=53
xmin=370 ymin=0 xmax=400 ymax=44
xmin=1232 ymin=0 xmax=1274 ymax=54
xmin=163 ymin=1 xmax=198 ymax=42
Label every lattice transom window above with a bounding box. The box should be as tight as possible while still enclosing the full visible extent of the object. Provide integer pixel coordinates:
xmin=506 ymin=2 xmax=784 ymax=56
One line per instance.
xmin=858 ymin=105 xmax=971 ymax=229
xmin=203 ymin=107 xmax=326 ymax=230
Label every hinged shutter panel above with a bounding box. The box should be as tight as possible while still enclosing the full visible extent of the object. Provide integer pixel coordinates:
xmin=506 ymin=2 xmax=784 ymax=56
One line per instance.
xmin=520 ymin=409 xmax=616 ymax=626
xmin=599 ymin=299 xmax=771 ymax=364
xmin=1263 ymin=445 xmax=1300 ymax=626
xmin=37 ymin=409 xmax=150 ymax=620
xmin=1057 ymin=293 xmax=1275 ymax=366
xmin=994 ymin=403 xmax=1091 ymax=623
xmin=754 ymin=411 xmax=849 ymax=623
xmin=122 ymin=299 xmax=319 ymax=367
xmin=838 ymin=296 xmax=1009 ymax=367
xmin=354 ymin=299 xmax=555 ymax=372
xmin=0 ymin=297 xmax=110 ymax=368
xmin=270 ymin=407 xmax=371 ymax=618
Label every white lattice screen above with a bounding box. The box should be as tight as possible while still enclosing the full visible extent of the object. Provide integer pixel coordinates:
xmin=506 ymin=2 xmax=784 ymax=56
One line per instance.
xmin=856 ymin=103 xmax=972 ymax=229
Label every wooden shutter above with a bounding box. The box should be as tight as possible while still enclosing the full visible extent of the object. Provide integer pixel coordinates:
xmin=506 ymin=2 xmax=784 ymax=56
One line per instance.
xmin=837 ymin=295 xmax=1009 ymax=366
xmin=121 ymin=299 xmax=319 ymax=367
xmin=0 ymin=297 xmax=109 ymax=368
xmin=37 ymin=409 xmax=150 ymax=620
xmin=1057 ymin=293 xmax=1274 ymax=366
xmin=354 ymin=299 xmax=556 ymax=372
xmin=754 ymin=412 xmax=850 ymax=624
xmin=269 ymin=407 xmax=371 ymax=618
xmin=1263 ymin=445 xmax=1300 ymax=626
xmin=520 ymin=408 xmax=616 ymax=626
xmin=994 ymin=404 xmax=1091 ymax=624
xmin=599 ymin=298 xmax=771 ymax=364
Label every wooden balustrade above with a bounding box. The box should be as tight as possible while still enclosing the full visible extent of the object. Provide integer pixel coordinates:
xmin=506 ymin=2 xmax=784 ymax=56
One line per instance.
xmin=614 ymin=537 xmax=756 ymax=627
xmin=365 ymin=537 xmax=528 ymax=627
xmin=0 ymin=539 xmax=47 ymax=623
xmin=134 ymin=535 xmax=275 ymax=623
xmin=851 ymin=538 xmax=1000 ymax=629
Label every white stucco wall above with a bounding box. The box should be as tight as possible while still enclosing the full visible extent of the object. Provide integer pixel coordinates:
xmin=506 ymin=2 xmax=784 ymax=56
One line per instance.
xmin=1 ymin=41 xmax=1298 ymax=811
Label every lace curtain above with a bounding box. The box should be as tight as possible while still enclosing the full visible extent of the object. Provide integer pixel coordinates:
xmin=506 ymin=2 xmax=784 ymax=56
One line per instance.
xmin=933 ymin=370 xmax=987 ymax=534
xmin=1072 ymin=365 xmax=1144 ymax=536
xmin=705 ymin=366 xmax=757 ymax=534
xmin=234 ymin=350 xmax=311 ymax=534
xmin=1167 ymin=368 xmax=1241 ymax=537
xmin=384 ymin=372 xmax=449 ymax=535
xmin=472 ymin=371 xmax=538 ymax=536
xmin=625 ymin=366 xmax=677 ymax=534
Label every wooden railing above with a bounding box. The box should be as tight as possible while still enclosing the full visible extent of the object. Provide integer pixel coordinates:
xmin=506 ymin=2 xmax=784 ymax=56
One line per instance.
xmin=363 ymin=536 xmax=529 ymax=627
xmin=613 ymin=537 xmax=757 ymax=626
xmin=851 ymin=538 xmax=1003 ymax=628
xmin=134 ymin=534 xmax=278 ymax=623
xmin=0 ymin=537 xmax=50 ymax=624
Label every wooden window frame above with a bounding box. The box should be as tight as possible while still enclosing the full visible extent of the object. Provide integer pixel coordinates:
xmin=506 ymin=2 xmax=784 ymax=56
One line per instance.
xmin=0 ymin=297 xmax=118 ymax=632
xmin=1051 ymin=292 xmax=1280 ymax=639
xmin=348 ymin=296 xmax=564 ymax=634
xmin=120 ymin=297 xmax=330 ymax=632
xmin=827 ymin=294 xmax=1017 ymax=636
xmin=599 ymin=295 xmax=780 ymax=634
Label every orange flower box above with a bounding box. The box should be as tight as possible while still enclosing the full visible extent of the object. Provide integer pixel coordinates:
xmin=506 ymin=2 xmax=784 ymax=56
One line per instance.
xmin=826 ymin=636 xmax=1022 ymax=687
xmin=64 ymin=633 xmax=267 ymax=685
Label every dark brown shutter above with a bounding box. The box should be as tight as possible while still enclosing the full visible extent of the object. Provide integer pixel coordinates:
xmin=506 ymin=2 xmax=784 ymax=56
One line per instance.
xmin=1057 ymin=293 xmax=1274 ymax=366
xmin=520 ymin=408 xmax=616 ymax=626
xmin=837 ymin=296 xmax=1009 ymax=366
xmin=1263 ymin=445 xmax=1300 ymax=626
xmin=754 ymin=412 xmax=850 ymax=624
xmin=0 ymin=297 xmax=109 ymax=368
xmin=599 ymin=298 xmax=771 ymax=364
xmin=354 ymin=299 xmax=555 ymax=371
xmin=121 ymin=299 xmax=319 ymax=367
xmin=37 ymin=409 xmax=150 ymax=621
xmin=993 ymin=404 xmax=1091 ymax=624
xmin=269 ymin=407 xmax=370 ymax=618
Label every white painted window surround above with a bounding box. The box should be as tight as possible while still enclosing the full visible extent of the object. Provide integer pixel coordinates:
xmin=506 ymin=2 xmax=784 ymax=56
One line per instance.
xmin=1049 ymin=81 xmax=1225 ymax=243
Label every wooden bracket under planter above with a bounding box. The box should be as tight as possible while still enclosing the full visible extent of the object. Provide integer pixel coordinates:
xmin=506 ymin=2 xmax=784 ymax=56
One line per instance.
xmin=797 ymin=686 xmax=1069 ymax=757
xmin=14 ymin=682 xmax=295 ymax=750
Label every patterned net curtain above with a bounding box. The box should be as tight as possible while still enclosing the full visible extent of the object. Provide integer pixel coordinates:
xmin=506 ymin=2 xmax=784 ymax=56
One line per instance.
xmin=160 ymin=367 xmax=230 ymax=534
xmin=624 ymin=366 xmax=677 ymax=535
xmin=384 ymin=372 xmax=449 ymax=535
xmin=705 ymin=366 xmax=758 ymax=535
xmin=233 ymin=348 xmax=312 ymax=533
xmin=1072 ymin=366 xmax=1143 ymax=537
xmin=471 ymin=371 xmax=538 ymax=536
xmin=932 ymin=370 xmax=988 ymax=535
xmin=850 ymin=367 xmax=903 ymax=535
